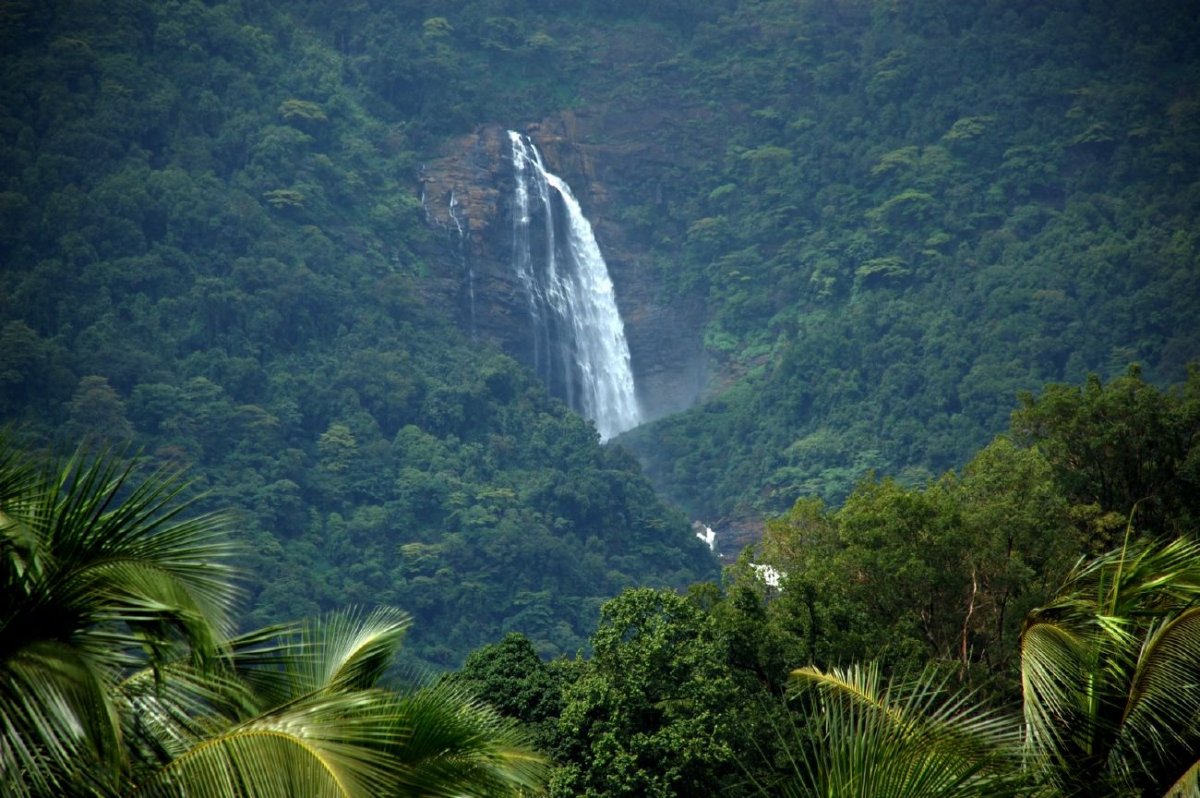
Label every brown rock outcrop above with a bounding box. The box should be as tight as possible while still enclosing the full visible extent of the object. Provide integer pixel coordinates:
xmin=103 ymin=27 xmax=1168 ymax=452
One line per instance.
xmin=419 ymin=112 xmax=710 ymax=423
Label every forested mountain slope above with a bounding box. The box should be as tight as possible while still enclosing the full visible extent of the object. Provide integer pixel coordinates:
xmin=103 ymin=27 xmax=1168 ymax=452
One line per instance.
xmin=608 ymin=0 xmax=1200 ymax=523
xmin=0 ymin=0 xmax=716 ymax=668
xmin=292 ymin=0 xmax=1200 ymax=526
xmin=3 ymin=0 xmax=1199 ymax=665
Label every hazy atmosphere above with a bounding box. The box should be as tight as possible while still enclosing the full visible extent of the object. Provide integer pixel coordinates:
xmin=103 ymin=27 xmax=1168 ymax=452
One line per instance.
xmin=3 ymin=1 xmax=1200 ymax=795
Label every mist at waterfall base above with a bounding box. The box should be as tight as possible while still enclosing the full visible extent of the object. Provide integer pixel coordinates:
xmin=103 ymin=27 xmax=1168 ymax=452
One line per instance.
xmin=508 ymin=131 xmax=642 ymax=442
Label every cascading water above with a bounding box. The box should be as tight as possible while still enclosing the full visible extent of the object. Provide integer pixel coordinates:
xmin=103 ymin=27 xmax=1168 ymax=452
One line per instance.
xmin=508 ymin=130 xmax=641 ymax=441
xmin=447 ymin=191 xmax=476 ymax=339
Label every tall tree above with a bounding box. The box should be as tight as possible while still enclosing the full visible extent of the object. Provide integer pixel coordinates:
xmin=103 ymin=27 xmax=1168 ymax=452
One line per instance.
xmin=1011 ymin=365 xmax=1200 ymax=545
xmin=551 ymin=588 xmax=745 ymax=797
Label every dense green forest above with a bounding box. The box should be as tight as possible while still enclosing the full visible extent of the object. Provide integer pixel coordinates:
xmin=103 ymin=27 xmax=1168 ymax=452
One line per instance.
xmin=2 ymin=0 xmax=1199 ymax=671
xmin=5 ymin=0 xmax=1200 ymax=795
xmin=0 ymin=0 xmax=720 ymax=668
xmin=612 ymin=0 xmax=1200 ymax=521
xmin=6 ymin=368 xmax=1200 ymax=795
xmin=446 ymin=368 xmax=1200 ymax=796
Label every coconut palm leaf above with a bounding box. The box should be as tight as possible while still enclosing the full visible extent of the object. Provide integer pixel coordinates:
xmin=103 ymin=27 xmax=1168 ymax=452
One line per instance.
xmin=1113 ymin=606 xmax=1200 ymax=795
xmin=0 ymin=638 xmax=122 ymax=798
xmin=114 ymin=609 xmax=407 ymax=786
xmin=785 ymin=662 xmax=1026 ymax=798
xmin=38 ymin=449 xmax=242 ymax=651
xmin=4 ymin=438 xmax=547 ymax=797
xmin=293 ymin=606 xmax=411 ymax=695
xmin=121 ymin=608 xmax=546 ymax=798
xmin=1 ymin=440 xmax=240 ymax=798
xmin=388 ymin=682 xmax=548 ymax=798
xmin=0 ymin=436 xmax=44 ymax=584
xmin=290 ymin=608 xmax=545 ymax=796
xmin=117 ymin=651 xmax=265 ymax=780
xmin=1163 ymin=758 xmax=1200 ymax=798
xmin=1019 ymin=535 xmax=1200 ymax=796
xmin=128 ymin=688 xmax=409 ymax=798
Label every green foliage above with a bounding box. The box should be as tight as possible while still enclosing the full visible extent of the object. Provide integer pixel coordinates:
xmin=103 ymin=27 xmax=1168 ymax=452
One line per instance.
xmin=751 ymin=436 xmax=1080 ymax=689
xmin=0 ymin=0 xmax=717 ymax=670
xmin=1021 ymin=535 xmax=1200 ymax=797
xmin=782 ymin=663 xmax=1026 ymax=798
xmin=0 ymin=437 xmax=240 ymax=797
xmin=445 ymin=371 xmax=1200 ymax=796
xmin=1011 ymin=364 xmax=1200 ymax=545
xmin=0 ymin=439 xmax=547 ymax=797
xmin=440 ymin=632 xmax=567 ymax=758
xmin=550 ymin=588 xmax=749 ymax=797
xmin=752 ymin=537 xmax=1200 ymax=798
xmin=4 ymin=0 xmax=1199 ymax=692
xmin=618 ymin=0 xmax=1200 ymax=523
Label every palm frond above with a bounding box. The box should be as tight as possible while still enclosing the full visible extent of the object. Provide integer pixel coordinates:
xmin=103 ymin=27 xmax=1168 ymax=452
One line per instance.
xmin=1019 ymin=536 xmax=1200 ymax=796
xmin=790 ymin=662 xmax=893 ymax=718
xmin=297 ymin=607 xmax=411 ymax=694
xmin=118 ymin=658 xmax=260 ymax=770
xmin=3 ymin=439 xmax=547 ymax=798
xmin=1 ymin=440 xmax=243 ymax=797
xmin=43 ymin=449 xmax=243 ymax=641
xmin=1020 ymin=614 xmax=1090 ymax=761
xmin=214 ymin=623 xmax=305 ymax=708
xmin=129 ymin=690 xmax=409 ymax=798
xmin=786 ymin=663 xmax=1025 ymax=798
xmin=0 ymin=639 xmax=123 ymax=798
xmin=125 ymin=616 xmax=547 ymax=798
xmin=389 ymin=682 xmax=549 ymax=798
xmin=1114 ymin=606 xmax=1200 ymax=794
xmin=1162 ymin=756 xmax=1200 ymax=798
xmin=0 ymin=435 xmax=45 ymax=586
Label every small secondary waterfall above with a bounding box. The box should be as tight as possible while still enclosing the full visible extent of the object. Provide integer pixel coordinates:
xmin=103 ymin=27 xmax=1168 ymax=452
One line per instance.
xmin=508 ymin=130 xmax=641 ymax=441
xmin=447 ymin=191 xmax=476 ymax=339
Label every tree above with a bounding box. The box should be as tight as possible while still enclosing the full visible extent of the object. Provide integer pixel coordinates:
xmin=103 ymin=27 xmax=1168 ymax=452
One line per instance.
xmin=440 ymin=632 xmax=567 ymax=759
xmin=551 ymin=588 xmax=744 ymax=797
xmin=65 ymin=375 xmax=135 ymax=444
xmin=1020 ymin=534 xmax=1200 ymax=797
xmin=0 ymin=437 xmax=240 ymax=797
xmin=1011 ymin=365 xmax=1200 ymax=544
xmin=756 ymin=457 xmax=1076 ymax=686
xmin=768 ymin=534 xmax=1200 ymax=798
xmin=0 ymin=438 xmax=546 ymax=797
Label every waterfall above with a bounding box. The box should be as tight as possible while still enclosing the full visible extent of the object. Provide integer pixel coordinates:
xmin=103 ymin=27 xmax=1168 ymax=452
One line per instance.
xmin=447 ymin=191 xmax=476 ymax=339
xmin=508 ymin=130 xmax=641 ymax=441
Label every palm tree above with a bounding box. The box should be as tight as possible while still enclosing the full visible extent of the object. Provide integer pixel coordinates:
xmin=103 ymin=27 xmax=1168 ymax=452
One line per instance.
xmin=1 ymin=439 xmax=240 ymax=797
xmin=1 ymin=438 xmax=546 ymax=797
xmin=778 ymin=662 xmax=1026 ymax=798
xmin=122 ymin=607 xmax=546 ymax=798
xmin=1020 ymin=534 xmax=1200 ymax=797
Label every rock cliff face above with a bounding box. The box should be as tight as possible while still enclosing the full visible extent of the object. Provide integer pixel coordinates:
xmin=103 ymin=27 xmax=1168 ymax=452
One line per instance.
xmin=418 ymin=113 xmax=709 ymax=426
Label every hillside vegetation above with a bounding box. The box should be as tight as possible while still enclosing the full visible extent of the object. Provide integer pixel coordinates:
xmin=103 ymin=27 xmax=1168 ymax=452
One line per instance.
xmin=2 ymin=0 xmax=1198 ymax=666
xmin=280 ymin=0 xmax=1200 ymax=522
xmin=609 ymin=0 xmax=1200 ymax=520
xmin=447 ymin=368 xmax=1200 ymax=796
xmin=0 ymin=0 xmax=716 ymax=668
xmin=6 ymin=1 xmax=1200 ymax=794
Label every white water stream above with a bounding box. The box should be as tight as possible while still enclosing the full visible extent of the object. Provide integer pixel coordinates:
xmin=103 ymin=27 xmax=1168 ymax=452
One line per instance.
xmin=508 ymin=131 xmax=641 ymax=440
